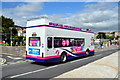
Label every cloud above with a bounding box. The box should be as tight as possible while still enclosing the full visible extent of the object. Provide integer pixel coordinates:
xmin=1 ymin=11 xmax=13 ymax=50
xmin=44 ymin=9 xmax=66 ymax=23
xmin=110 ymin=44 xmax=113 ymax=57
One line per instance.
xmin=82 ymin=3 xmax=118 ymax=32
xmin=85 ymin=2 xmax=117 ymax=11
xmin=47 ymin=2 xmax=118 ymax=32
xmin=3 ymin=3 xmax=43 ymax=17
xmin=2 ymin=2 xmax=118 ymax=32
xmin=3 ymin=2 xmax=43 ymax=26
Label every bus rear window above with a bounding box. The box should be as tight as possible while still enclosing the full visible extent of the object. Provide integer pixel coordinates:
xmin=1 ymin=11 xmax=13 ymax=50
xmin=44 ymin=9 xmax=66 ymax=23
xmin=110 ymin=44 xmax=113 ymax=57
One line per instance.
xmin=29 ymin=37 xmax=40 ymax=47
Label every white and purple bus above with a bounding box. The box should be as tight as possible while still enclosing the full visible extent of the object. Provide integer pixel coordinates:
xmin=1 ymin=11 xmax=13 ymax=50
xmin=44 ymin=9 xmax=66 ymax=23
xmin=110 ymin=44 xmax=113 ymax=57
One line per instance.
xmin=26 ymin=17 xmax=94 ymax=63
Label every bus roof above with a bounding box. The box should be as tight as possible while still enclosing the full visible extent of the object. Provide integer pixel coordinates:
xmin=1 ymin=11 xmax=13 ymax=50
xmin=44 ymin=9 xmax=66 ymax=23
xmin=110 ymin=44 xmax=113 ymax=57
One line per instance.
xmin=26 ymin=18 xmax=94 ymax=34
xmin=26 ymin=25 xmax=94 ymax=34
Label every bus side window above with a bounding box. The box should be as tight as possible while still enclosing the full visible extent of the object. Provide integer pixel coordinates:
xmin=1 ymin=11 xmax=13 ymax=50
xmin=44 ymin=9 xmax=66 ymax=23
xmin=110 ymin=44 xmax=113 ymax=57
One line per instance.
xmin=78 ymin=40 xmax=81 ymax=46
xmin=47 ymin=37 xmax=52 ymax=48
xmin=54 ymin=38 xmax=61 ymax=48
xmin=70 ymin=39 xmax=74 ymax=46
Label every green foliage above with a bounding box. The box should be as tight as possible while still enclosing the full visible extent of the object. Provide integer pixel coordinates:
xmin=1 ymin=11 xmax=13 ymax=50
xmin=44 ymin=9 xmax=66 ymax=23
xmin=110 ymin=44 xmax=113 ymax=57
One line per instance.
xmin=22 ymin=43 xmax=26 ymax=46
xmin=0 ymin=27 xmax=10 ymax=34
xmin=12 ymin=36 xmax=24 ymax=41
xmin=0 ymin=43 xmax=9 ymax=46
xmin=105 ymin=35 xmax=114 ymax=40
xmin=1 ymin=16 xmax=19 ymax=45
xmin=12 ymin=27 xmax=18 ymax=36
xmin=1 ymin=16 xmax=17 ymax=35
xmin=96 ymin=33 xmax=106 ymax=39
xmin=0 ymin=27 xmax=3 ymax=33
xmin=1 ymin=16 xmax=14 ymax=28
xmin=11 ymin=36 xmax=25 ymax=46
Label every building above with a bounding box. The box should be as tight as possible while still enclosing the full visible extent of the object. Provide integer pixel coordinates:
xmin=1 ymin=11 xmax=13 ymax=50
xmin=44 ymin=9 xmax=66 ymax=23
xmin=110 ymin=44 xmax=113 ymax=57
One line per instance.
xmin=95 ymin=31 xmax=120 ymax=40
xmin=15 ymin=27 xmax=26 ymax=37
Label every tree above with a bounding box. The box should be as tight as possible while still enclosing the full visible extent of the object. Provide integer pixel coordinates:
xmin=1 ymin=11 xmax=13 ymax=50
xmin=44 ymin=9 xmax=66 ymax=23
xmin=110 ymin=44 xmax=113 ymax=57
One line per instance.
xmin=1 ymin=16 xmax=14 ymax=28
xmin=96 ymin=32 xmax=106 ymax=39
xmin=106 ymin=35 xmax=114 ymax=40
xmin=1 ymin=16 xmax=26 ymax=46
xmin=1 ymin=16 xmax=18 ymax=44
xmin=12 ymin=27 xmax=18 ymax=36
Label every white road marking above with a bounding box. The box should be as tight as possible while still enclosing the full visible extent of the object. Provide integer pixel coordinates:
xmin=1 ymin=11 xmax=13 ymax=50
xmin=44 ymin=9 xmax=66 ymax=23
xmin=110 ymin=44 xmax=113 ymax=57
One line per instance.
xmin=14 ymin=57 xmax=23 ymax=60
xmin=95 ymin=54 xmax=102 ymax=57
xmin=7 ymin=56 xmax=23 ymax=60
xmin=70 ymin=57 xmax=90 ymax=63
xmin=70 ymin=54 xmax=103 ymax=63
xmin=10 ymin=65 xmax=59 ymax=78
xmin=2 ymin=60 xmax=31 ymax=66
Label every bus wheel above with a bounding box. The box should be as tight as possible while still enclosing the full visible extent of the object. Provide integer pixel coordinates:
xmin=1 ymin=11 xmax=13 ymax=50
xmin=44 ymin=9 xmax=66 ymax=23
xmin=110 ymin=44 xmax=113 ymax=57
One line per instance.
xmin=86 ymin=49 xmax=90 ymax=55
xmin=60 ymin=53 xmax=67 ymax=63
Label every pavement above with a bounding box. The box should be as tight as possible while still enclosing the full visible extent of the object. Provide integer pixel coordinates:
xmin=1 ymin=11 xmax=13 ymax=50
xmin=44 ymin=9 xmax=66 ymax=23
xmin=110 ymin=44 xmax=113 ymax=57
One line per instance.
xmin=54 ymin=50 xmax=119 ymax=78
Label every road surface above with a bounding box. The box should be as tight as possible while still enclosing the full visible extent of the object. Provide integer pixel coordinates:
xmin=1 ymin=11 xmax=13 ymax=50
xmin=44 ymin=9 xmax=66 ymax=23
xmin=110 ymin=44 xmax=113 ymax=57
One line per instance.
xmin=1 ymin=48 xmax=119 ymax=79
xmin=0 ymin=53 xmax=25 ymax=65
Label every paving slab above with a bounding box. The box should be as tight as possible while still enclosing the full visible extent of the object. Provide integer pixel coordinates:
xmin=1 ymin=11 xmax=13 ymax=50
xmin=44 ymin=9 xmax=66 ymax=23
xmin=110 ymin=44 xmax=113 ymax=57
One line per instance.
xmin=55 ymin=51 xmax=119 ymax=78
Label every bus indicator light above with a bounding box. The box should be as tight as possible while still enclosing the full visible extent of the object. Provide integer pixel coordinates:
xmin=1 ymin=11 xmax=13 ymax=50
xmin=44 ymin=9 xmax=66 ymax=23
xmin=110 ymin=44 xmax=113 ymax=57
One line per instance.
xmin=32 ymin=32 xmax=37 ymax=36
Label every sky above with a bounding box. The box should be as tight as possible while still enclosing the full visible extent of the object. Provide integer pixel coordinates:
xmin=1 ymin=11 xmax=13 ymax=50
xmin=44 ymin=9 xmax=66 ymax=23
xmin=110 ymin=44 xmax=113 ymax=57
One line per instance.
xmin=1 ymin=2 xmax=119 ymax=32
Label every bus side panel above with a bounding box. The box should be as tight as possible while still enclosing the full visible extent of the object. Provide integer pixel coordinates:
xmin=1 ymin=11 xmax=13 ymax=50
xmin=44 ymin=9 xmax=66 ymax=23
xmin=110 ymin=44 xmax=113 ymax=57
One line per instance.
xmin=26 ymin=57 xmax=61 ymax=63
xmin=26 ymin=49 xmax=94 ymax=63
xmin=85 ymin=33 xmax=94 ymax=50
xmin=26 ymin=26 xmax=94 ymax=63
xmin=26 ymin=51 xmax=94 ymax=63
xmin=67 ymin=50 xmax=94 ymax=60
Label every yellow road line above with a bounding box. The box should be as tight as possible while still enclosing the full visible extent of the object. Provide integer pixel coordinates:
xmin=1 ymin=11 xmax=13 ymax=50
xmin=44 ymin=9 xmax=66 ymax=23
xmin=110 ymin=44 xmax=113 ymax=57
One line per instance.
xmin=0 ymin=58 xmax=6 ymax=65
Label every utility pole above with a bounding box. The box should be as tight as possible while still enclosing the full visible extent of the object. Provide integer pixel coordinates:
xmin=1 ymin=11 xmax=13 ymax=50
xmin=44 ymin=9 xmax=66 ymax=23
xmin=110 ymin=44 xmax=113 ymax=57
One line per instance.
xmin=9 ymin=27 xmax=13 ymax=46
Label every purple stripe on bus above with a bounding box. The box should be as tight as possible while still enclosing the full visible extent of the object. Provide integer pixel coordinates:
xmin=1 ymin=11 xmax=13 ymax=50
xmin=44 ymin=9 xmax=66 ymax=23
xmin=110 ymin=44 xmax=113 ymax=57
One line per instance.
xmin=26 ymin=25 xmax=94 ymax=33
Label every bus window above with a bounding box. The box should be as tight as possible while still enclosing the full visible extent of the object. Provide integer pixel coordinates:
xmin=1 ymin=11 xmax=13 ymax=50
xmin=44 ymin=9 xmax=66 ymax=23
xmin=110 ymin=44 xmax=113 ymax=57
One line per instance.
xmin=54 ymin=37 xmax=71 ymax=48
xmin=70 ymin=39 xmax=74 ymax=46
xmin=74 ymin=39 xmax=78 ymax=46
xmin=54 ymin=38 xmax=62 ymax=48
xmin=77 ymin=40 xmax=81 ymax=46
xmin=29 ymin=37 xmax=40 ymax=47
xmin=80 ymin=38 xmax=85 ymax=46
xmin=54 ymin=37 xmax=85 ymax=47
xmin=47 ymin=37 xmax=52 ymax=48
xmin=66 ymin=40 xmax=70 ymax=46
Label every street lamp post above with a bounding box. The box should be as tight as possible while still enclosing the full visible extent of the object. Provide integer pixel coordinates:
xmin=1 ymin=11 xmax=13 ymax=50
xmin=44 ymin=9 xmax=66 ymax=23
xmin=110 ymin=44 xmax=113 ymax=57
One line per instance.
xmin=9 ymin=27 xmax=13 ymax=46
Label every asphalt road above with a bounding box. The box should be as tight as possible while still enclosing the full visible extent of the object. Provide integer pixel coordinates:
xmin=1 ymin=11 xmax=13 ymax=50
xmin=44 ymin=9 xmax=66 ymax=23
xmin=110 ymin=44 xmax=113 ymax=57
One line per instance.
xmin=1 ymin=54 xmax=25 ymax=65
xmin=2 ymin=48 xmax=119 ymax=79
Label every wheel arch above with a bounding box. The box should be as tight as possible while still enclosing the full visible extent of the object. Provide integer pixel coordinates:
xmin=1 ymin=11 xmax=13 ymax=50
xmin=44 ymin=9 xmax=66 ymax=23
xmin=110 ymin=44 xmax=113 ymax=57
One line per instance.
xmin=61 ymin=51 xmax=67 ymax=55
xmin=86 ymin=48 xmax=90 ymax=52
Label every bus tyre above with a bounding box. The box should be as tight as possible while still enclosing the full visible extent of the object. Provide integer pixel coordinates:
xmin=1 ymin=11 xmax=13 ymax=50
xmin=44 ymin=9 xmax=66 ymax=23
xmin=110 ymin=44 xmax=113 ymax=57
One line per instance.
xmin=86 ymin=49 xmax=90 ymax=55
xmin=60 ymin=53 xmax=67 ymax=63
